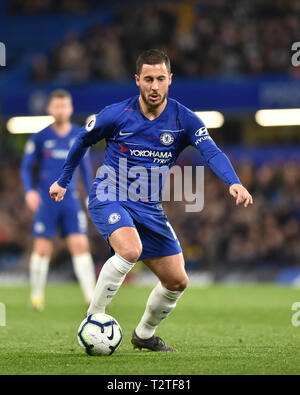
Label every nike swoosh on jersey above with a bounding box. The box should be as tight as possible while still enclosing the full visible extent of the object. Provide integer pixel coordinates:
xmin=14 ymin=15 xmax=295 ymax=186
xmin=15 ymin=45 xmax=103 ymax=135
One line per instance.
xmin=119 ymin=131 xmax=134 ymax=136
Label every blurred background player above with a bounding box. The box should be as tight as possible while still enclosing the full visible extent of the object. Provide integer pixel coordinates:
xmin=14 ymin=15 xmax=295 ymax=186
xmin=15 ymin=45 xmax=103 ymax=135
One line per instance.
xmin=21 ymin=89 xmax=96 ymax=311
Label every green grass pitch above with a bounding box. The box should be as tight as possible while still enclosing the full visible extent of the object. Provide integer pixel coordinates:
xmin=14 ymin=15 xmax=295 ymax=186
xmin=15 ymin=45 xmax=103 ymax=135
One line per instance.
xmin=0 ymin=282 xmax=300 ymax=375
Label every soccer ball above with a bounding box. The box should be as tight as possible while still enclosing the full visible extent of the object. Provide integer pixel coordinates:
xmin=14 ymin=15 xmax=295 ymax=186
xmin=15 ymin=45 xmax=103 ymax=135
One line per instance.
xmin=77 ymin=313 xmax=123 ymax=356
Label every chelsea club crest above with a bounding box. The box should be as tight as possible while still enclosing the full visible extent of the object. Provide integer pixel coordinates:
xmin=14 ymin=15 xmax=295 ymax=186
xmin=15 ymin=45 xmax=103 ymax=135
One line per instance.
xmin=108 ymin=213 xmax=121 ymax=224
xmin=160 ymin=132 xmax=174 ymax=146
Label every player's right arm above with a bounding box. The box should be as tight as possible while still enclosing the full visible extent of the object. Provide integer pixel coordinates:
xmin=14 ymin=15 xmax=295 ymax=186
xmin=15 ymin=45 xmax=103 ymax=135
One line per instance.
xmin=20 ymin=135 xmax=42 ymax=212
xmin=49 ymin=108 xmax=115 ymax=202
xmin=184 ymin=109 xmax=253 ymax=208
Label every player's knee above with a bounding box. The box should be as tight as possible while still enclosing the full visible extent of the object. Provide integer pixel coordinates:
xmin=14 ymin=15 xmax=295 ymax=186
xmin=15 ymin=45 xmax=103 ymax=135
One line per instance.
xmin=67 ymin=235 xmax=89 ymax=255
xmin=34 ymin=249 xmax=51 ymax=258
xmin=117 ymin=245 xmax=142 ymax=264
xmin=70 ymin=242 xmax=89 ymax=255
xmin=164 ymin=275 xmax=189 ymax=292
xmin=181 ymin=276 xmax=189 ymax=291
xmin=33 ymin=238 xmax=52 ymax=257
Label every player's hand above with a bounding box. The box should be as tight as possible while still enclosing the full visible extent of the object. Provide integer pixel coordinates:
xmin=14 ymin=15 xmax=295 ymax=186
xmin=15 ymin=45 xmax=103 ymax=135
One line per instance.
xmin=49 ymin=181 xmax=66 ymax=202
xmin=25 ymin=190 xmax=41 ymax=212
xmin=229 ymin=184 xmax=253 ymax=208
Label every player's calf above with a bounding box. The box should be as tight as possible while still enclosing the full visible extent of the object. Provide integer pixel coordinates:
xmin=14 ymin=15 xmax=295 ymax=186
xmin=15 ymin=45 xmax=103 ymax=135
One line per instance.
xmin=29 ymin=251 xmax=50 ymax=311
xmin=66 ymin=234 xmax=96 ymax=304
xmin=87 ymin=253 xmax=136 ymax=316
xmin=135 ymin=282 xmax=185 ymax=340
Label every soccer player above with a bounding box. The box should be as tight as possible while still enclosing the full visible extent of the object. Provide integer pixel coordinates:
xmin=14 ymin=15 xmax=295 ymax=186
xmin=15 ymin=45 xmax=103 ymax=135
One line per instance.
xmin=49 ymin=50 xmax=253 ymax=351
xmin=21 ymin=89 xmax=96 ymax=311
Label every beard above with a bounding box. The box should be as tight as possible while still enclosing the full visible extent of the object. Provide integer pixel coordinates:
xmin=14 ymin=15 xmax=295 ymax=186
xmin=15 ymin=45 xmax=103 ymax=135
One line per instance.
xmin=140 ymin=88 xmax=168 ymax=110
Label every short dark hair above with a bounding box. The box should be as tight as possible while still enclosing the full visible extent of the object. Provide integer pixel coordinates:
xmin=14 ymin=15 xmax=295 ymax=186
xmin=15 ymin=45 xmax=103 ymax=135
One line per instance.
xmin=136 ymin=49 xmax=171 ymax=75
xmin=47 ymin=89 xmax=73 ymax=105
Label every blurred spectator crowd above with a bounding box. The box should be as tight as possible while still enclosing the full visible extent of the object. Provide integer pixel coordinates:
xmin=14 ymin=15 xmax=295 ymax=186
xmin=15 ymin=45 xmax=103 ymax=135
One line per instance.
xmin=0 ymin=155 xmax=299 ymax=276
xmin=9 ymin=0 xmax=97 ymax=14
xmin=10 ymin=0 xmax=298 ymax=83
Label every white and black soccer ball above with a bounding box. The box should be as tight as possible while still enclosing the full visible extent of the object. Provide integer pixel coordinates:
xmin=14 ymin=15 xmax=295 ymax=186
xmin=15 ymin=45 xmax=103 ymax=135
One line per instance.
xmin=77 ymin=313 xmax=123 ymax=356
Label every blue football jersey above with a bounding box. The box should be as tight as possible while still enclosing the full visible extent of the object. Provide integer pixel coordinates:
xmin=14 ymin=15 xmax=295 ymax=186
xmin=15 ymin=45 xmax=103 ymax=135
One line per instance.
xmin=21 ymin=124 xmax=93 ymax=196
xmin=57 ymin=96 xmax=241 ymax=208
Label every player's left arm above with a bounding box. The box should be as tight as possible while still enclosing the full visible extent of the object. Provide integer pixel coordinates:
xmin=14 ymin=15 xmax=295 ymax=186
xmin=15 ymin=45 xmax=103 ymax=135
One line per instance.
xmin=185 ymin=111 xmax=253 ymax=208
xmin=20 ymin=134 xmax=43 ymax=211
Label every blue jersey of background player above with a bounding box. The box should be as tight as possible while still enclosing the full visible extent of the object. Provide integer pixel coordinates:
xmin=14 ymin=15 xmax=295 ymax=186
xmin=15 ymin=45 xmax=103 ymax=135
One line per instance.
xmin=22 ymin=122 xmax=91 ymax=214
xmin=21 ymin=89 xmax=96 ymax=311
xmin=50 ymin=50 xmax=253 ymax=351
